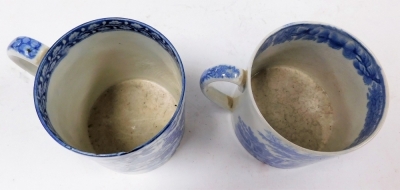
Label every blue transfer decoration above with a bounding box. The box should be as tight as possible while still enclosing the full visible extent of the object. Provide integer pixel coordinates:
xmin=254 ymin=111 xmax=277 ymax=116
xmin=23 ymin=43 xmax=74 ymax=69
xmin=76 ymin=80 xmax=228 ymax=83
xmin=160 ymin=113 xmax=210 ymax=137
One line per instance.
xmin=96 ymin=104 xmax=185 ymax=172
xmin=200 ymin=65 xmax=240 ymax=84
xmin=350 ymin=82 xmax=384 ymax=147
xmin=33 ymin=18 xmax=185 ymax=173
xmin=255 ymin=24 xmax=385 ymax=149
xmin=8 ymin=37 xmax=42 ymax=59
xmin=235 ymin=116 xmax=326 ymax=168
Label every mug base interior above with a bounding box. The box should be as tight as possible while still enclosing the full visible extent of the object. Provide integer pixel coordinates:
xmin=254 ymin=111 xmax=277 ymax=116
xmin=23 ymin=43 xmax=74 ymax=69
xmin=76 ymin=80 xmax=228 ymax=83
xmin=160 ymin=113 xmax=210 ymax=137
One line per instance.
xmin=251 ymin=40 xmax=368 ymax=152
xmin=46 ymin=30 xmax=182 ymax=153
xmin=88 ymin=79 xmax=177 ymax=154
xmin=252 ymin=66 xmax=334 ymax=151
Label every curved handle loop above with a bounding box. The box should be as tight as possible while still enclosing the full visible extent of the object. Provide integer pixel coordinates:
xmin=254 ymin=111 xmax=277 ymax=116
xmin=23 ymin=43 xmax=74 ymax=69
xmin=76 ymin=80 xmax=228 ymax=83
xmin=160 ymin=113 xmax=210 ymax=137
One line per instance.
xmin=7 ymin=36 xmax=49 ymax=76
xmin=200 ymin=65 xmax=246 ymax=110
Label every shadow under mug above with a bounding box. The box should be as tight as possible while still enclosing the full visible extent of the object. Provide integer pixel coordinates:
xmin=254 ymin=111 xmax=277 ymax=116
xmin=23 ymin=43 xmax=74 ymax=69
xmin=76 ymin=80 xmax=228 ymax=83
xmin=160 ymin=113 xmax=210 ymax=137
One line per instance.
xmin=7 ymin=17 xmax=186 ymax=173
xmin=200 ymin=22 xmax=388 ymax=168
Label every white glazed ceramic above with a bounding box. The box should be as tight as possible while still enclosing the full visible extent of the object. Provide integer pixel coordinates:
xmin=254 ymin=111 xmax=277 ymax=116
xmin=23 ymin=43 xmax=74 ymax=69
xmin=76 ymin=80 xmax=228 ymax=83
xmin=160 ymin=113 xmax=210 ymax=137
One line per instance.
xmin=200 ymin=22 xmax=388 ymax=168
xmin=7 ymin=17 xmax=186 ymax=173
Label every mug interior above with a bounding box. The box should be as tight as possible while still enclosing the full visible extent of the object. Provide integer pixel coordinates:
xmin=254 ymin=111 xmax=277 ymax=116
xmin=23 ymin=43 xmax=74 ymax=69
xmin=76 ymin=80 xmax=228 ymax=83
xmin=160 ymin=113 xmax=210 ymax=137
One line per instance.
xmin=34 ymin=18 xmax=183 ymax=154
xmin=250 ymin=23 xmax=386 ymax=152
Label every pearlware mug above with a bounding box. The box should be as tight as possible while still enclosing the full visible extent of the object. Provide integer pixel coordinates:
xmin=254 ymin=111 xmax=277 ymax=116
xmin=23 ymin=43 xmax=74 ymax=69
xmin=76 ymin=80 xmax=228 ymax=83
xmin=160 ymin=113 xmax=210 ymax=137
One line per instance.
xmin=200 ymin=22 xmax=388 ymax=168
xmin=7 ymin=17 xmax=186 ymax=173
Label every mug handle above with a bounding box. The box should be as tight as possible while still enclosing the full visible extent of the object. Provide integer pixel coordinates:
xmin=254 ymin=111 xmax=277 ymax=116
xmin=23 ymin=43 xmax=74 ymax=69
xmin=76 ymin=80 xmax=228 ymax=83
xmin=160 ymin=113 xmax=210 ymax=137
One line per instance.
xmin=200 ymin=65 xmax=246 ymax=110
xmin=7 ymin=36 xmax=49 ymax=76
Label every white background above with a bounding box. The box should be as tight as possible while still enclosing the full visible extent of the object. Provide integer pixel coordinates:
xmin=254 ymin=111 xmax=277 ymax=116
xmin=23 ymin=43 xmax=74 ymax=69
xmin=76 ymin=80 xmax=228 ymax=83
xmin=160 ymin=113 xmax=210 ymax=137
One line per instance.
xmin=1 ymin=0 xmax=399 ymax=189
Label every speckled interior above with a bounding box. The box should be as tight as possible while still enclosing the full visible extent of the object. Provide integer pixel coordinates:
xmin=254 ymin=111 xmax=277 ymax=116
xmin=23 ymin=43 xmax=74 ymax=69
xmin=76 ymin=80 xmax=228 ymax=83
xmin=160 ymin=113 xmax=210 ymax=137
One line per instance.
xmin=46 ymin=31 xmax=182 ymax=153
xmin=252 ymin=40 xmax=368 ymax=151
xmin=88 ymin=79 xmax=177 ymax=154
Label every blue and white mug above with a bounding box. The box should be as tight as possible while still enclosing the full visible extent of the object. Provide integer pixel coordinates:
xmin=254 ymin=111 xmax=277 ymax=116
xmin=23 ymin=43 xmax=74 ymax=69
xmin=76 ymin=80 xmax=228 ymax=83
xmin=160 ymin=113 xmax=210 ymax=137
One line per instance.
xmin=7 ymin=17 xmax=185 ymax=173
xmin=200 ymin=23 xmax=388 ymax=168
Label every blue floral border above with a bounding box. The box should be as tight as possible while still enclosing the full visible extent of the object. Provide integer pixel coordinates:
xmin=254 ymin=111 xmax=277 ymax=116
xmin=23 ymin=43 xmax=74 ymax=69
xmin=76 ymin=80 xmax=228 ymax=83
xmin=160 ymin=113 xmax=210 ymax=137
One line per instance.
xmin=33 ymin=17 xmax=185 ymax=165
xmin=200 ymin=65 xmax=241 ymax=85
xmin=8 ymin=37 xmax=42 ymax=59
xmin=255 ymin=24 xmax=385 ymax=148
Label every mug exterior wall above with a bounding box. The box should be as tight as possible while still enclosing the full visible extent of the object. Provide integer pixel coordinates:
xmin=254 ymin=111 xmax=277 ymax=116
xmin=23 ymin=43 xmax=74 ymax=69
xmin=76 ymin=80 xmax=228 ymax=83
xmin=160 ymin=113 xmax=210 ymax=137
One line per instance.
xmin=232 ymin=86 xmax=330 ymax=168
xmin=95 ymin=101 xmax=185 ymax=173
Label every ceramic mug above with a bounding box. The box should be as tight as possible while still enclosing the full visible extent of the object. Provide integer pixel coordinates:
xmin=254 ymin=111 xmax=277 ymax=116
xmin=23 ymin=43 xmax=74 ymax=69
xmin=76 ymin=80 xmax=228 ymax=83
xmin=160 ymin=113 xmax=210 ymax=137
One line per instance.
xmin=7 ymin=17 xmax=185 ymax=173
xmin=200 ymin=22 xmax=388 ymax=168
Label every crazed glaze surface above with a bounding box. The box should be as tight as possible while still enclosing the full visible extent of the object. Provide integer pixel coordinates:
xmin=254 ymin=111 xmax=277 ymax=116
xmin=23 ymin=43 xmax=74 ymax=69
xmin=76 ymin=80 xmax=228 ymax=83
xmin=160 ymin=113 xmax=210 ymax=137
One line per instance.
xmin=29 ymin=18 xmax=185 ymax=173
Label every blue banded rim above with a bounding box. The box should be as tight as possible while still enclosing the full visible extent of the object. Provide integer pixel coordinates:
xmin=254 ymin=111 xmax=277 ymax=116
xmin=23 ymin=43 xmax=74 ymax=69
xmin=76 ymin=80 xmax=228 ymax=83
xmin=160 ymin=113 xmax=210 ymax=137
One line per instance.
xmin=248 ymin=22 xmax=388 ymax=155
xmin=33 ymin=17 xmax=185 ymax=157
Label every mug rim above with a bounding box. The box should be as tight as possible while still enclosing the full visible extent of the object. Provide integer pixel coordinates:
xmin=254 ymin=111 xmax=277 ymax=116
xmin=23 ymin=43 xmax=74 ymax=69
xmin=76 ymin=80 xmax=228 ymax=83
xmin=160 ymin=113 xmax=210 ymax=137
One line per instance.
xmin=246 ymin=21 xmax=389 ymax=156
xmin=33 ymin=17 xmax=186 ymax=157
